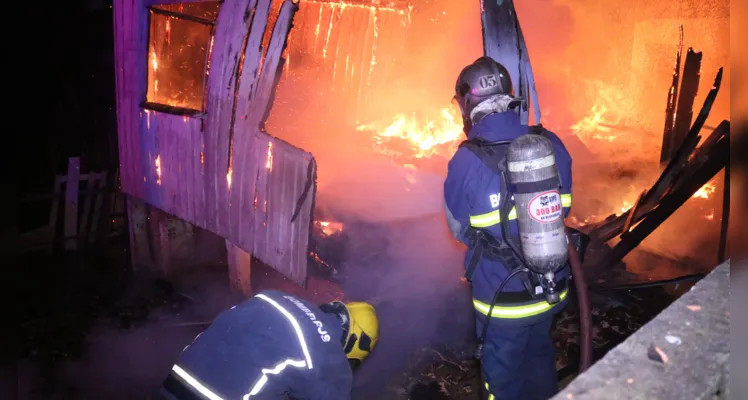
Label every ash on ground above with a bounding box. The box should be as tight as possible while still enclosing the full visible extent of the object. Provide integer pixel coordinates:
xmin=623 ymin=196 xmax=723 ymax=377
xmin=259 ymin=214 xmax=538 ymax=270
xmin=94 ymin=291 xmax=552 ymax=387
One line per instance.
xmin=383 ymin=285 xmax=679 ymax=400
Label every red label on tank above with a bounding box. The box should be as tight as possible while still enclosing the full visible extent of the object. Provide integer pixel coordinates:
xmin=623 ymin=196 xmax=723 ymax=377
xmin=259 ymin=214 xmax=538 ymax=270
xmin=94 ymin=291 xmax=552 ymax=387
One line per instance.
xmin=527 ymin=190 xmax=562 ymax=223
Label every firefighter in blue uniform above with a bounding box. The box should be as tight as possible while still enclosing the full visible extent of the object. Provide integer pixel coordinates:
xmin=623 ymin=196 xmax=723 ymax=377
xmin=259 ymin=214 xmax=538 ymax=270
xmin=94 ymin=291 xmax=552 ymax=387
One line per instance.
xmin=444 ymin=57 xmax=573 ymax=400
xmin=161 ymin=290 xmax=379 ymax=400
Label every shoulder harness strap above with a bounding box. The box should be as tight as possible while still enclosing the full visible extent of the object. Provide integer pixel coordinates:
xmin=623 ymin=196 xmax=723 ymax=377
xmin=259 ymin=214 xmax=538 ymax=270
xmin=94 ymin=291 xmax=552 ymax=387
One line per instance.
xmin=458 ymin=139 xmax=512 ymax=175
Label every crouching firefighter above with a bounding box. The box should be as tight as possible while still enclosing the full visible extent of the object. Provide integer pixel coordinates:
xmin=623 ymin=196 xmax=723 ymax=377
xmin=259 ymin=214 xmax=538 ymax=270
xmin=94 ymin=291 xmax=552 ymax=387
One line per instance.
xmin=444 ymin=56 xmax=574 ymax=400
xmin=160 ymin=290 xmax=379 ymax=400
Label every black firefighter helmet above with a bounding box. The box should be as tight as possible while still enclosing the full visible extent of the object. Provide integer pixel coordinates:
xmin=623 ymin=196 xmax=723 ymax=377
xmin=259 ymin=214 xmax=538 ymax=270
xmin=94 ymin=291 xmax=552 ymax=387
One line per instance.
xmin=454 ymin=56 xmax=516 ymax=134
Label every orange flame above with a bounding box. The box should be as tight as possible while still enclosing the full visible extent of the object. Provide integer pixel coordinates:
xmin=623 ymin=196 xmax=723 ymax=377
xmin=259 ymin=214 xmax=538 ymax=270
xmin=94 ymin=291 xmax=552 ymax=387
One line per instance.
xmin=692 ymin=181 xmax=716 ymax=199
xmin=315 ymin=220 xmax=344 ymax=236
xmin=357 ymin=106 xmax=463 ymax=159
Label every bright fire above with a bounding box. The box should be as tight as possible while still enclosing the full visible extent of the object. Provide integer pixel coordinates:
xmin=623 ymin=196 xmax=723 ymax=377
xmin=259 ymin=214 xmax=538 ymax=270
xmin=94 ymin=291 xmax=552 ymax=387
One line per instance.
xmin=692 ymin=180 xmax=716 ymax=199
xmin=315 ymin=220 xmax=344 ymax=236
xmin=356 ymin=106 xmax=463 ymax=159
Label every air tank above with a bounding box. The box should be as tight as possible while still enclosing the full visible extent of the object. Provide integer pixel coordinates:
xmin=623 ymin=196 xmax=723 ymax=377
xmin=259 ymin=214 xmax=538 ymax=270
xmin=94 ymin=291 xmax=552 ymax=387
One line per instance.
xmin=506 ymin=134 xmax=568 ymax=275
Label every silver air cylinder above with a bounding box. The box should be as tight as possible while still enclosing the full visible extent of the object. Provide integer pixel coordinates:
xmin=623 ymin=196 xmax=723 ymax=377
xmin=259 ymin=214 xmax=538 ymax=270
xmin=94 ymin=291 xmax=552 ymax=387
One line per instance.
xmin=507 ymin=134 xmax=568 ymax=275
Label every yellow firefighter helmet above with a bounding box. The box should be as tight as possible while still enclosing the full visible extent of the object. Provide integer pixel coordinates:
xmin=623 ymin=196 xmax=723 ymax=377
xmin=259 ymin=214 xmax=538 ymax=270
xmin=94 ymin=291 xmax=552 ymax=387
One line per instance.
xmin=340 ymin=301 xmax=379 ymax=362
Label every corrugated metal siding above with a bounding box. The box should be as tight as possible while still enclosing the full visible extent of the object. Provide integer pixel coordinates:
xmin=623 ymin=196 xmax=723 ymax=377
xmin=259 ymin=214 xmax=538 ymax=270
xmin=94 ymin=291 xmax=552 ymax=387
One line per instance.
xmin=114 ymin=0 xmax=312 ymax=285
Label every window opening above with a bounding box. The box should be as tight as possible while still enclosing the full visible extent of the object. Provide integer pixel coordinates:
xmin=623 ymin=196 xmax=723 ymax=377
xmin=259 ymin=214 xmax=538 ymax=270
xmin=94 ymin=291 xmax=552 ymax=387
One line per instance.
xmin=143 ymin=2 xmax=221 ymax=115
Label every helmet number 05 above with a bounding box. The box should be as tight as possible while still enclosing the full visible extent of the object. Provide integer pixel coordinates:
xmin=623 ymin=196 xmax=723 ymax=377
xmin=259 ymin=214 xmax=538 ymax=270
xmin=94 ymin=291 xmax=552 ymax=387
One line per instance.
xmin=479 ymin=74 xmax=498 ymax=89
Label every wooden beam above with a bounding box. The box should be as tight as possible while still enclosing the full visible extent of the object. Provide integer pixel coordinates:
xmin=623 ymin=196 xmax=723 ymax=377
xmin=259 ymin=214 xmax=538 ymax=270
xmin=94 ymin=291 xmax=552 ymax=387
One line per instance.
xmin=659 ymin=25 xmax=683 ymax=165
xmin=64 ymin=157 xmax=81 ymax=251
xmin=226 ymin=240 xmax=252 ymax=298
xmin=670 ymin=48 xmax=703 ymax=161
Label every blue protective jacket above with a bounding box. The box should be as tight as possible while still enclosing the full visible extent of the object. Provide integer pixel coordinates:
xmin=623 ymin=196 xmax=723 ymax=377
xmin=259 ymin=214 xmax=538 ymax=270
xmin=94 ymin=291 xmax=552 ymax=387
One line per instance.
xmin=444 ymin=111 xmax=573 ymax=326
xmin=161 ymin=290 xmax=352 ymax=400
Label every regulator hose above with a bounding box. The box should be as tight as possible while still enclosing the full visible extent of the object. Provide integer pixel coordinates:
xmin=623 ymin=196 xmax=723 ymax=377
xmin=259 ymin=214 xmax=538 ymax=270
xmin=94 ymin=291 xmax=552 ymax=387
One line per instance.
xmin=566 ymin=230 xmax=593 ymax=372
xmin=474 ymin=267 xmax=527 ymax=360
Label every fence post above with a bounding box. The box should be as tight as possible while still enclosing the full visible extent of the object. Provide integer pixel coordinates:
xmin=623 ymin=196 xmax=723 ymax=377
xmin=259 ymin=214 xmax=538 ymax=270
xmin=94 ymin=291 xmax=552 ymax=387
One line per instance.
xmin=64 ymin=157 xmax=80 ymax=250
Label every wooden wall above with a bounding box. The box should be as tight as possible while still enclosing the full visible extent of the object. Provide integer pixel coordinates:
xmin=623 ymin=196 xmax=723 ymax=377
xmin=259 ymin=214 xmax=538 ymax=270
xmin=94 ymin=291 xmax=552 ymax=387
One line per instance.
xmin=114 ymin=0 xmax=315 ymax=285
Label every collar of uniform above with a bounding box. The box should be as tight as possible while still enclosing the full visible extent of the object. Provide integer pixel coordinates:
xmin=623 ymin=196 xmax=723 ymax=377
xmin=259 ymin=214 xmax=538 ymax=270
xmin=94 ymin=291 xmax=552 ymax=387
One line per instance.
xmin=467 ymin=110 xmax=523 ymax=141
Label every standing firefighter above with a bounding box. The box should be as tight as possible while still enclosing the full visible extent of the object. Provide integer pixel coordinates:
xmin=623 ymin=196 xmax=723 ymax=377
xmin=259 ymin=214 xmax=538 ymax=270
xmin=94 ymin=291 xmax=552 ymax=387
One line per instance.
xmin=444 ymin=56 xmax=573 ymax=400
xmin=160 ymin=290 xmax=379 ymax=400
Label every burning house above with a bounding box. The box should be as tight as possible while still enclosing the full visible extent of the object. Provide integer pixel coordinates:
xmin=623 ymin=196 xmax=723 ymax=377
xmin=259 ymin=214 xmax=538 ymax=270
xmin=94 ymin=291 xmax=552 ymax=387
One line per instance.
xmin=114 ymin=0 xmax=317 ymax=295
xmin=106 ymin=0 xmax=730 ymax=397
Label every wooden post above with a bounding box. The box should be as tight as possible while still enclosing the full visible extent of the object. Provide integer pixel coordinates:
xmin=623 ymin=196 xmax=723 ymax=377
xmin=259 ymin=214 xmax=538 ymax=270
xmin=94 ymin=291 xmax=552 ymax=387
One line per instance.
xmin=64 ymin=157 xmax=81 ymax=250
xmin=226 ymin=240 xmax=252 ymax=298
xmin=126 ymin=195 xmax=158 ymax=276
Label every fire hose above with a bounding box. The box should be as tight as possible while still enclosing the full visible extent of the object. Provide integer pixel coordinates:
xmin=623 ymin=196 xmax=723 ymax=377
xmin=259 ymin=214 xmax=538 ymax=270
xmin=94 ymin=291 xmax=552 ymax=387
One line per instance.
xmin=566 ymin=230 xmax=593 ymax=373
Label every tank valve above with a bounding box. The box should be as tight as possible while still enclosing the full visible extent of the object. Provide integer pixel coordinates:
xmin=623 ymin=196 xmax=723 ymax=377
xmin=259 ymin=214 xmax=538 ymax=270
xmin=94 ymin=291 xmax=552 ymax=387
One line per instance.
xmin=544 ymin=272 xmax=560 ymax=304
xmin=545 ymin=287 xmax=560 ymax=304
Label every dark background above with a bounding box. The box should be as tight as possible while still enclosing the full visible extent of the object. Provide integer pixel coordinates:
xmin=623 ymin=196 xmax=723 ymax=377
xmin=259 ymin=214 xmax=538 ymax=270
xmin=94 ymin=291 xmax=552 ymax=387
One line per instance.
xmin=19 ymin=0 xmax=117 ymax=231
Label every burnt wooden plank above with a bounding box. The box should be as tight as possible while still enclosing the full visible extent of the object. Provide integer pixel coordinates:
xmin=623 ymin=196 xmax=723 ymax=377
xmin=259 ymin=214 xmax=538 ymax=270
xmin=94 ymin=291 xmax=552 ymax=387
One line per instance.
xmin=660 ymin=26 xmax=683 ymax=165
xmin=249 ymin=0 xmax=299 ymax=127
xmin=230 ymin=0 xmax=270 ymax=243
xmin=671 ymin=48 xmax=703 ymax=158
xmin=204 ymin=0 xmax=256 ymax=236
xmin=480 ymin=0 xmax=541 ymax=125
xmin=590 ymin=69 xmax=724 ymax=243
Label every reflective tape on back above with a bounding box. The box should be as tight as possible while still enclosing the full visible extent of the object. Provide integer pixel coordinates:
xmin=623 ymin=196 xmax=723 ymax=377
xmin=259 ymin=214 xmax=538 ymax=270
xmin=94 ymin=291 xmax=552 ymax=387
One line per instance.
xmin=507 ymin=154 xmax=555 ymax=172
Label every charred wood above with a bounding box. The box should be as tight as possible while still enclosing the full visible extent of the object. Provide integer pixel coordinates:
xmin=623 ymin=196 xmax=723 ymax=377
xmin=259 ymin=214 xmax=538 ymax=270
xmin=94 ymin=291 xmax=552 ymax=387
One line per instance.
xmin=644 ymin=68 xmax=722 ymax=206
xmin=660 ymin=25 xmax=683 ymax=165
xmin=670 ymin=48 xmax=703 ymax=161
xmin=594 ymin=130 xmax=728 ymax=269
xmin=590 ymin=68 xmax=724 ymax=243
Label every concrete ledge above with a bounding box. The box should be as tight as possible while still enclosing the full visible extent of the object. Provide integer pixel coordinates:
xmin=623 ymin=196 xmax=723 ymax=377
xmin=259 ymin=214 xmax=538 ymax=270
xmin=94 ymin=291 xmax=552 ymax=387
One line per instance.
xmin=553 ymin=260 xmax=730 ymax=400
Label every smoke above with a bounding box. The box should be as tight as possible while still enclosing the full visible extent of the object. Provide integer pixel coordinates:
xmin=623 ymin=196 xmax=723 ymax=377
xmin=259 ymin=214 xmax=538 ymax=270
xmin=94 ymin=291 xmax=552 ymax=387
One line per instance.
xmin=19 ymin=269 xmax=233 ymax=399
xmin=265 ymin=0 xmax=730 ymax=394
